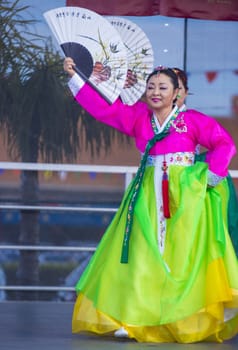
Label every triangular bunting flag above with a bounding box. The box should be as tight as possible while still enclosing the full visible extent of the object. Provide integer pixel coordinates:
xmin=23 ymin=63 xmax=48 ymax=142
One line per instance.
xmin=205 ymin=71 xmax=218 ymax=83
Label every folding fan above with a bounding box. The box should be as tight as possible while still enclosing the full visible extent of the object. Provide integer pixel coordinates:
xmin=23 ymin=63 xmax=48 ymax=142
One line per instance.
xmin=106 ymin=16 xmax=154 ymax=105
xmin=43 ymin=7 xmax=128 ymax=104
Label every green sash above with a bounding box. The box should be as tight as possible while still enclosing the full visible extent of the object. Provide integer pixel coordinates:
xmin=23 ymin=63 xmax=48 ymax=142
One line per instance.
xmin=120 ymin=130 xmax=170 ymax=263
xmin=195 ymin=152 xmax=238 ymax=256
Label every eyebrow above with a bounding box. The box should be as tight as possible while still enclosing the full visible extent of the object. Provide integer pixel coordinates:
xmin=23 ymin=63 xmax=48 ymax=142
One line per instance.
xmin=147 ymin=82 xmax=168 ymax=86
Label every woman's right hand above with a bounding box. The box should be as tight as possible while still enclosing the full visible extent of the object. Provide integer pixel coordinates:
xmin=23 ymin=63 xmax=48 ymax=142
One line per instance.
xmin=63 ymin=57 xmax=76 ymax=77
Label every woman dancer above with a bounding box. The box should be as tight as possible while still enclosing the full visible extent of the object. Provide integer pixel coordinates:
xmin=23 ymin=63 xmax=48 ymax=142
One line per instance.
xmin=64 ymin=57 xmax=238 ymax=343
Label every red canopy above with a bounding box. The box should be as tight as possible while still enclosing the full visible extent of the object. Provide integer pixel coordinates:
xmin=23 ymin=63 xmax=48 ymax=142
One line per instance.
xmin=66 ymin=0 xmax=238 ymax=21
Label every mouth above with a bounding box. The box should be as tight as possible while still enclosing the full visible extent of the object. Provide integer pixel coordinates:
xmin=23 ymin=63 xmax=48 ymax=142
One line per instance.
xmin=151 ymin=98 xmax=161 ymax=103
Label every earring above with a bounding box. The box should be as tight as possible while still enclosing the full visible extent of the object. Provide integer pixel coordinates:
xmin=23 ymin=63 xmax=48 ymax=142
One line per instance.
xmin=177 ymin=94 xmax=181 ymax=99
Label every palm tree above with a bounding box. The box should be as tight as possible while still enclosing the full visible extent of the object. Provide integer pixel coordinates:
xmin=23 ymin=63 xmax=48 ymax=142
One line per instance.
xmin=5 ymin=49 xmax=83 ymax=300
xmin=0 ymin=0 xmax=130 ymax=299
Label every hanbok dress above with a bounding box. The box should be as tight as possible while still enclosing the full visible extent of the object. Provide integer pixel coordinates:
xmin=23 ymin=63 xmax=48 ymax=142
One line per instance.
xmin=179 ymin=104 xmax=238 ymax=257
xmin=68 ymin=75 xmax=238 ymax=343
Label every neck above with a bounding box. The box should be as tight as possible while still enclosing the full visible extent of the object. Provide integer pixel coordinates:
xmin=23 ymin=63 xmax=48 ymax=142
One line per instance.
xmin=153 ymin=106 xmax=175 ymax=126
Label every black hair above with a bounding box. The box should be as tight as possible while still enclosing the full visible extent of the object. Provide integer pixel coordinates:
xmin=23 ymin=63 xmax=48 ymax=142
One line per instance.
xmin=146 ymin=67 xmax=179 ymax=90
xmin=172 ymin=67 xmax=189 ymax=91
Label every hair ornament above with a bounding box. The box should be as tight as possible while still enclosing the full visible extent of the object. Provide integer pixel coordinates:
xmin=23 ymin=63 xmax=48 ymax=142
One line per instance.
xmin=154 ymin=65 xmax=167 ymax=72
xmin=172 ymin=68 xmax=180 ymax=74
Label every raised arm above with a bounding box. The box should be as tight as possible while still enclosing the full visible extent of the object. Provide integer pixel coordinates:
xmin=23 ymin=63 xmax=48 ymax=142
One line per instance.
xmin=63 ymin=57 xmax=148 ymax=137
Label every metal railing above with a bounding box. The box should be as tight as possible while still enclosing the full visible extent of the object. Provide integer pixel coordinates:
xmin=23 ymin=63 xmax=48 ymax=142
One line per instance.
xmin=0 ymin=162 xmax=138 ymax=295
xmin=0 ymin=162 xmax=237 ymax=296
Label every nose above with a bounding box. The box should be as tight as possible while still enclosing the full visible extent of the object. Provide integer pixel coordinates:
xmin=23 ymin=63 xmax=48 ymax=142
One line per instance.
xmin=153 ymin=86 xmax=160 ymax=95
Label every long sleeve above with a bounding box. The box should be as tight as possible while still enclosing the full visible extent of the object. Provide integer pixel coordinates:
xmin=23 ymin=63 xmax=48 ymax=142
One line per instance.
xmin=67 ymin=76 xmax=236 ymax=179
xmin=68 ymin=75 xmax=151 ymax=138
xmin=186 ymin=109 xmax=236 ymax=178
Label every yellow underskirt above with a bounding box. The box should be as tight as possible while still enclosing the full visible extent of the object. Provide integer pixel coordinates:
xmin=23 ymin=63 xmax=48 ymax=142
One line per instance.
xmin=72 ymin=258 xmax=238 ymax=343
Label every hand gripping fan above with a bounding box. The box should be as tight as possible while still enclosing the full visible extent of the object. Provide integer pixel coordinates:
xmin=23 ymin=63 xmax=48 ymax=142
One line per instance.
xmin=43 ymin=7 xmax=128 ymax=104
xmin=107 ymin=16 xmax=154 ymax=105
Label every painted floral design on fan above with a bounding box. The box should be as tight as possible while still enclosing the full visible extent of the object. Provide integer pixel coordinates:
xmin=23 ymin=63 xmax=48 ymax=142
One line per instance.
xmin=91 ymin=61 xmax=111 ymax=85
xmin=107 ymin=16 xmax=154 ymax=104
xmin=122 ymin=46 xmax=150 ymax=89
xmin=124 ymin=69 xmax=138 ymax=89
xmin=79 ymin=31 xmax=125 ymax=86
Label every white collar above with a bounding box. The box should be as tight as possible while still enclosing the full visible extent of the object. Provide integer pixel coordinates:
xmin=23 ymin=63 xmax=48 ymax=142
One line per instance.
xmin=179 ymin=104 xmax=187 ymax=112
xmin=153 ymin=105 xmax=179 ymax=133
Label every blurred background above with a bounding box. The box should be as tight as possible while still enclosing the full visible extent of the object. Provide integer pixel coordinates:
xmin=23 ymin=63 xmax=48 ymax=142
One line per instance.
xmin=0 ymin=0 xmax=237 ymax=302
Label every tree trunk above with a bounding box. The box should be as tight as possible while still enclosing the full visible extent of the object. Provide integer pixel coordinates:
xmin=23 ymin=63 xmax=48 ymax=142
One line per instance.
xmin=17 ymin=170 xmax=40 ymax=300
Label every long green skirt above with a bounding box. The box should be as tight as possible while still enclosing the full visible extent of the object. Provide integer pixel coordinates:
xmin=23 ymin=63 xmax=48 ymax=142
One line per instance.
xmin=72 ymin=162 xmax=238 ymax=343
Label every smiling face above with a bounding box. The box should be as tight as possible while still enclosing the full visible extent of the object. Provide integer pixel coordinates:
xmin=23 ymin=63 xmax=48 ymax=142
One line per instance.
xmin=177 ymin=77 xmax=188 ymax=108
xmin=145 ymin=72 xmax=178 ymax=113
xmin=172 ymin=68 xmax=189 ymax=109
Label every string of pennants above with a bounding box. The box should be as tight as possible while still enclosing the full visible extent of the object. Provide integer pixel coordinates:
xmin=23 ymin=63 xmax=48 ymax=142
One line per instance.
xmin=206 ymin=70 xmax=238 ymax=83
xmin=187 ymin=69 xmax=238 ymax=83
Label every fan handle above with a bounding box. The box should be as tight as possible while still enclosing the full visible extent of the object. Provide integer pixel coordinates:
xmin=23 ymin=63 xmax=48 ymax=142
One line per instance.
xmin=72 ymin=66 xmax=113 ymax=105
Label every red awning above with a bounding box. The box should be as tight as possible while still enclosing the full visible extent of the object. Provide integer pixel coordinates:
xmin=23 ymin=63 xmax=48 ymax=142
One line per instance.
xmin=66 ymin=0 xmax=238 ymax=21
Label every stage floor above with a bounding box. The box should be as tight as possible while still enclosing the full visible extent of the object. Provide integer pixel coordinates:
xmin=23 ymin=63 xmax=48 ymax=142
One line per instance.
xmin=0 ymin=301 xmax=237 ymax=350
